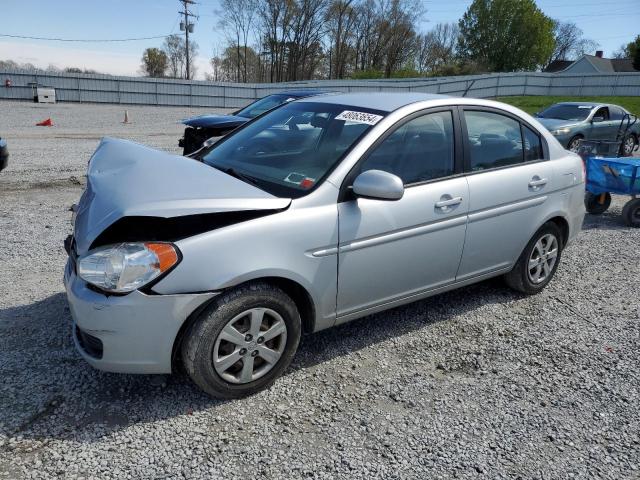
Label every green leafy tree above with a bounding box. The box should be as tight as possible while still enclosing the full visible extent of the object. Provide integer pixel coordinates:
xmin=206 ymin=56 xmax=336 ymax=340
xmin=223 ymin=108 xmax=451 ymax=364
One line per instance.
xmin=458 ymin=0 xmax=555 ymax=71
xmin=614 ymin=35 xmax=640 ymax=60
xmin=140 ymin=47 xmax=168 ymax=78
xmin=617 ymin=35 xmax=640 ymax=70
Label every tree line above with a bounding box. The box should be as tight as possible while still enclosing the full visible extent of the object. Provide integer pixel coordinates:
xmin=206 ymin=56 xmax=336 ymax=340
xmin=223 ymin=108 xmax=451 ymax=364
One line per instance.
xmin=138 ymin=0 xmax=637 ymax=82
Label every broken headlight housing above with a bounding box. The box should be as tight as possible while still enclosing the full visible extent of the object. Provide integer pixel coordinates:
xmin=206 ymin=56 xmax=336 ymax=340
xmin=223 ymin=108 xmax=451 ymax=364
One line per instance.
xmin=77 ymin=242 xmax=180 ymax=293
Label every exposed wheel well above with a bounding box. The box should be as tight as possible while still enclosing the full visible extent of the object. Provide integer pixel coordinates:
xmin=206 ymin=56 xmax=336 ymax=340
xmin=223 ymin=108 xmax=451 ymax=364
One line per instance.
xmin=548 ymin=216 xmax=569 ymax=247
xmin=170 ymin=277 xmax=316 ymax=372
xmin=567 ymin=134 xmax=583 ymax=147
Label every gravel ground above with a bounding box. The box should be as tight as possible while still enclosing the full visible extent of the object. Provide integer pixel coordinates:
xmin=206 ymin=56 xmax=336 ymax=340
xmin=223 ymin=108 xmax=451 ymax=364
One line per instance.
xmin=0 ymin=99 xmax=639 ymax=479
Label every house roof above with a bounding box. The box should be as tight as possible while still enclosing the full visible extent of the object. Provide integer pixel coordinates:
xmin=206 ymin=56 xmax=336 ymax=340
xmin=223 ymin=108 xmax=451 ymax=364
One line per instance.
xmin=544 ymin=60 xmax=573 ymax=73
xmin=611 ymin=58 xmax=638 ymax=72
xmin=553 ymin=54 xmax=639 ymax=74
xmin=584 ymin=55 xmax=616 ymax=72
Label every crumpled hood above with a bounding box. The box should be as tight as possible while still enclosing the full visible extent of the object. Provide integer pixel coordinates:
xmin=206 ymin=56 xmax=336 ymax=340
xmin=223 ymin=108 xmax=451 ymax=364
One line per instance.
xmin=182 ymin=114 xmax=249 ymax=129
xmin=536 ymin=118 xmax=581 ymax=131
xmin=74 ymin=137 xmax=290 ymax=254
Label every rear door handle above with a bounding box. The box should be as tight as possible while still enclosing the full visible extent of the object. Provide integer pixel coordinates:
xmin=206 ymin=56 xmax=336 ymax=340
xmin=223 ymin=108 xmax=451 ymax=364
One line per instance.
xmin=435 ymin=196 xmax=463 ymax=208
xmin=528 ymin=177 xmax=547 ymax=188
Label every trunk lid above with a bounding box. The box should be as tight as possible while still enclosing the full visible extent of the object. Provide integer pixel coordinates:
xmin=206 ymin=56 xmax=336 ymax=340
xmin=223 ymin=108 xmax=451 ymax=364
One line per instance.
xmin=74 ymin=137 xmax=290 ymax=254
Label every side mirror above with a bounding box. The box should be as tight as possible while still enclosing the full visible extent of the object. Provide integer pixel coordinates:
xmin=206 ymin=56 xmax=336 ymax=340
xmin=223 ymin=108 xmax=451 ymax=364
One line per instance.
xmin=592 ymin=116 xmax=605 ymax=123
xmin=352 ymin=170 xmax=404 ymax=201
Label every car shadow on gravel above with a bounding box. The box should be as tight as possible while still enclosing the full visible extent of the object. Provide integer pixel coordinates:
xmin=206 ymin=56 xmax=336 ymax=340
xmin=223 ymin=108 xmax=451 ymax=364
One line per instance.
xmin=0 ymin=278 xmax=517 ymax=446
xmin=581 ymin=206 xmax=635 ymax=231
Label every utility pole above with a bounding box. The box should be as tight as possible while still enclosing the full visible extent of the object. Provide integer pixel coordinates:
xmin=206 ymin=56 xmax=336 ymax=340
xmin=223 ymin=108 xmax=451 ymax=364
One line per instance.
xmin=179 ymin=0 xmax=196 ymax=79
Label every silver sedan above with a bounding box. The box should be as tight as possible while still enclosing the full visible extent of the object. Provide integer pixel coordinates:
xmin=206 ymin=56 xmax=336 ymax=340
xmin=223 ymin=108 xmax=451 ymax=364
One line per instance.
xmin=65 ymin=93 xmax=585 ymax=398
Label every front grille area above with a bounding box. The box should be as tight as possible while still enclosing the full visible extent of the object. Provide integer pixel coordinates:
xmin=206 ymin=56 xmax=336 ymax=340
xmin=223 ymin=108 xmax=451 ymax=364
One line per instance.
xmin=75 ymin=326 xmax=104 ymax=359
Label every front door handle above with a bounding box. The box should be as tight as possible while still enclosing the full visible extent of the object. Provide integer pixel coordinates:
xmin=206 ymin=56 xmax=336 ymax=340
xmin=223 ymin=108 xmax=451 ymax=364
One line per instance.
xmin=528 ymin=177 xmax=547 ymax=188
xmin=435 ymin=196 xmax=463 ymax=208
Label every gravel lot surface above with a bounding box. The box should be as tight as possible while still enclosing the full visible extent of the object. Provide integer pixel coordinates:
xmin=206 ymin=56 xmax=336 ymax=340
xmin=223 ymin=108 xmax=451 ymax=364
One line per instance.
xmin=1 ymin=99 xmax=639 ymax=479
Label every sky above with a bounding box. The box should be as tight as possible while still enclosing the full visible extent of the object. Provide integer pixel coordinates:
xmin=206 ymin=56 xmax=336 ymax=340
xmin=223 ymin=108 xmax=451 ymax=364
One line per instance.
xmin=0 ymin=0 xmax=638 ymax=80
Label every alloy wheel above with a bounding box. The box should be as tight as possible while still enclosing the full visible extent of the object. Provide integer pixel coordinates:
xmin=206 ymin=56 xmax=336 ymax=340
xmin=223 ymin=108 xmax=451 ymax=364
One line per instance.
xmin=212 ymin=308 xmax=288 ymax=384
xmin=622 ymin=136 xmax=635 ymax=156
xmin=527 ymin=233 xmax=559 ymax=284
xmin=568 ymin=138 xmax=581 ymax=152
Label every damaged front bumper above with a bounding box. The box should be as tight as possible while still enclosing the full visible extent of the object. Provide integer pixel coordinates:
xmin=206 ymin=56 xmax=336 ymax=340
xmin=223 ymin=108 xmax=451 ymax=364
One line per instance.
xmin=64 ymin=257 xmax=217 ymax=374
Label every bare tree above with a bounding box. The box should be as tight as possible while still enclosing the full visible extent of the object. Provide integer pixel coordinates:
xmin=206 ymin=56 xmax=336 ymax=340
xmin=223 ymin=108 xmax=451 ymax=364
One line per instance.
xmin=218 ymin=0 xmax=259 ymax=82
xmin=325 ymin=0 xmax=359 ymax=78
xmin=163 ymin=34 xmax=199 ymax=79
xmin=549 ymin=21 xmax=597 ymax=65
xmin=285 ymin=0 xmax=327 ymax=80
xmin=210 ymin=0 xmax=427 ymax=81
xmin=416 ymin=23 xmax=459 ymax=74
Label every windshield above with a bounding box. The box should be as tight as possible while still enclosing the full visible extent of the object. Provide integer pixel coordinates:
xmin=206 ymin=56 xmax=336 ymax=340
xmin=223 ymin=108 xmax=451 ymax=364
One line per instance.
xmin=201 ymin=102 xmax=385 ymax=197
xmin=235 ymin=94 xmax=294 ymax=119
xmin=538 ymin=104 xmax=593 ymax=121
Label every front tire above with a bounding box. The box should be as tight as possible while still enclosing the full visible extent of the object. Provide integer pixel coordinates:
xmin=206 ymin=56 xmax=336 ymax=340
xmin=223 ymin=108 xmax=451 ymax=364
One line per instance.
xmin=504 ymin=222 xmax=563 ymax=295
xmin=182 ymin=282 xmax=301 ymax=399
xmin=567 ymin=135 xmax=583 ymax=152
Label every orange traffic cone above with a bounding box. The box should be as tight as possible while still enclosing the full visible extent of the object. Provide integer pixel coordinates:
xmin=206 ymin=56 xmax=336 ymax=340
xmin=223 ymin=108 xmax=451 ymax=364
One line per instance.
xmin=122 ymin=110 xmax=130 ymax=124
xmin=36 ymin=118 xmax=53 ymax=127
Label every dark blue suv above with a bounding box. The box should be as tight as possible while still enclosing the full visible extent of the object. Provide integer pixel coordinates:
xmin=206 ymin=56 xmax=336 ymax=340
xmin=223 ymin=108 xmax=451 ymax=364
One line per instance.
xmin=179 ymin=90 xmax=330 ymax=155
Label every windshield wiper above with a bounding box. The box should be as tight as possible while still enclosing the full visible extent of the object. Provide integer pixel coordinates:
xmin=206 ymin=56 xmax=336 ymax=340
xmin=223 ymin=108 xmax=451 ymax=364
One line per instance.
xmin=218 ymin=166 xmax=261 ymax=187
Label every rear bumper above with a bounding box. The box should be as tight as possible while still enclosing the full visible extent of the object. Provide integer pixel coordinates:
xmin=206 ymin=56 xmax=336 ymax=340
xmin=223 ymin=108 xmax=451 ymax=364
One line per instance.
xmin=64 ymin=259 xmax=217 ymax=374
xmin=565 ymin=184 xmax=586 ymax=247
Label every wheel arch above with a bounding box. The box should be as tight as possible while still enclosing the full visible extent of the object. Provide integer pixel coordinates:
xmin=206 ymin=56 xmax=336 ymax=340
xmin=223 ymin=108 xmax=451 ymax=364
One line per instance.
xmin=567 ymin=133 xmax=584 ymax=148
xmin=170 ymin=275 xmax=317 ymax=372
xmin=546 ymin=215 xmax=570 ymax=247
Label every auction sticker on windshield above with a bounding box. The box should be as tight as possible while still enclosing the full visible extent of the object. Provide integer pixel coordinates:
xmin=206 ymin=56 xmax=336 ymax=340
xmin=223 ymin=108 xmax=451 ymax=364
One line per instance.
xmin=335 ymin=110 xmax=383 ymax=125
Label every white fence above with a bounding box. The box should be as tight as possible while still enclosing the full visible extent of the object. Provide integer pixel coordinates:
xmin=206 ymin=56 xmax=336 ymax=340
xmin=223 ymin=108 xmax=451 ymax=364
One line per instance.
xmin=0 ymin=70 xmax=638 ymax=108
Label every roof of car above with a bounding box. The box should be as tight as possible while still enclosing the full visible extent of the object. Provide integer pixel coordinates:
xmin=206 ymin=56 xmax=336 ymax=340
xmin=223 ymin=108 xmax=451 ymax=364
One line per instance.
xmin=555 ymin=102 xmax=603 ymax=108
xmin=278 ymin=89 xmax=333 ymax=97
xmin=296 ymin=92 xmax=449 ymax=112
xmin=554 ymin=102 xmax=628 ymax=111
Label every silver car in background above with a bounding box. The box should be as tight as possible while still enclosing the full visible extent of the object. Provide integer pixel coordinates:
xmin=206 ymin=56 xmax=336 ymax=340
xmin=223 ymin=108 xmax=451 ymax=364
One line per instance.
xmin=64 ymin=93 xmax=585 ymax=398
xmin=536 ymin=102 xmax=639 ymax=155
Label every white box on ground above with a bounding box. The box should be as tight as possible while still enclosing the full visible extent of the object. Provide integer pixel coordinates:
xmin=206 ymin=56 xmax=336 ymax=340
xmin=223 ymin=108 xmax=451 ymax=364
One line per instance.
xmin=37 ymin=88 xmax=56 ymax=103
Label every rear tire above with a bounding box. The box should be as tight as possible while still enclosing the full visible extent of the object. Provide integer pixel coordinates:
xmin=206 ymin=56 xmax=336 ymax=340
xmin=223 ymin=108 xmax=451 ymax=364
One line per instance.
xmin=504 ymin=222 xmax=563 ymax=295
xmin=585 ymin=192 xmax=611 ymax=214
xmin=620 ymin=134 xmax=637 ymax=157
xmin=182 ymin=282 xmax=301 ymax=399
xmin=622 ymin=198 xmax=640 ymax=228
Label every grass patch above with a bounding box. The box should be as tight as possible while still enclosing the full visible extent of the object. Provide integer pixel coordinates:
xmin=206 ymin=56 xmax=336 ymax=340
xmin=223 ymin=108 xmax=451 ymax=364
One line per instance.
xmin=496 ymin=96 xmax=640 ymax=116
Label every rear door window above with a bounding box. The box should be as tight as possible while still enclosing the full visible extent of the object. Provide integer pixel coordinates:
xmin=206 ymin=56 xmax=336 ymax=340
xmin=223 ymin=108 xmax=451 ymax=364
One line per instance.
xmin=464 ymin=111 xmax=524 ymax=171
xmin=609 ymin=106 xmax=626 ymax=121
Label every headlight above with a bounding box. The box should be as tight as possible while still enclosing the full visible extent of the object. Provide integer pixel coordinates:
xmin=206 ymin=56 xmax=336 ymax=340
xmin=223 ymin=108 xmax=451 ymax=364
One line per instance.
xmin=551 ymin=128 xmax=571 ymax=135
xmin=78 ymin=242 xmax=180 ymax=293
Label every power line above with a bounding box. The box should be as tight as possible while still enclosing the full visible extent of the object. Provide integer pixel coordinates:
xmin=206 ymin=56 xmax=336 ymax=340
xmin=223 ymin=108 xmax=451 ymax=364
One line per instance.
xmin=0 ymin=33 xmax=172 ymax=43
